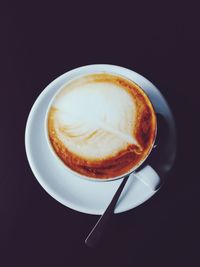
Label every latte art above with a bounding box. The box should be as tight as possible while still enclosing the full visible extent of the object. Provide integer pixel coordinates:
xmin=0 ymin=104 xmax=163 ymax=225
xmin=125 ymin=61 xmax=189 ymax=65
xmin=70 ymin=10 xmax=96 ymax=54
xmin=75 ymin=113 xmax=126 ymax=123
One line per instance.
xmin=53 ymin=82 xmax=140 ymax=159
xmin=48 ymin=73 xmax=156 ymax=179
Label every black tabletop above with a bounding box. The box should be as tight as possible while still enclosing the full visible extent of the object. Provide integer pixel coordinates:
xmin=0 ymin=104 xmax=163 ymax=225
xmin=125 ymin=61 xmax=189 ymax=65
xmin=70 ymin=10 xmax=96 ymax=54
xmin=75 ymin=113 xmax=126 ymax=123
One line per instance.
xmin=1 ymin=1 xmax=199 ymax=267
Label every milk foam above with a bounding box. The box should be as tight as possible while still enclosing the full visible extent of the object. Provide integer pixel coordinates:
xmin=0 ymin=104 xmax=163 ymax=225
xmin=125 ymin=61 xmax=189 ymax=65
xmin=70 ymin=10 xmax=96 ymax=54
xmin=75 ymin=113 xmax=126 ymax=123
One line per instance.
xmin=52 ymin=80 xmax=140 ymax=159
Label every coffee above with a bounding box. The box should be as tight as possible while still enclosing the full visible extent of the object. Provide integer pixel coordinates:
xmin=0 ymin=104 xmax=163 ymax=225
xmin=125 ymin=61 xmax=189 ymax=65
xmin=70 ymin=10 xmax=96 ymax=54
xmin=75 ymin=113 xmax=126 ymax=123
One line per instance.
xmin=47 ymin=73 xmax=157 ymax=179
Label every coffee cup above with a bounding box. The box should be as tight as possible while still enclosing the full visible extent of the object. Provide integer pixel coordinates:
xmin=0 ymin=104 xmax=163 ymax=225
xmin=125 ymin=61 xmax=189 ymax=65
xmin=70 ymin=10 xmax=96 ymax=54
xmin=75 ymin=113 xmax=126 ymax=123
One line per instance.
xmin=44 ymin=65 xmax=160 ymax=189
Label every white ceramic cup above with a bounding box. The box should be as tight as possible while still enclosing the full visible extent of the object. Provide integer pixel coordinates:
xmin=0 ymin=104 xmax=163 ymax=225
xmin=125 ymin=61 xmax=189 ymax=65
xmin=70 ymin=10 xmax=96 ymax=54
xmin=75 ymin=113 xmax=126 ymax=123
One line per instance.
xmin=44 ymin=65 xmax=160 ymax=190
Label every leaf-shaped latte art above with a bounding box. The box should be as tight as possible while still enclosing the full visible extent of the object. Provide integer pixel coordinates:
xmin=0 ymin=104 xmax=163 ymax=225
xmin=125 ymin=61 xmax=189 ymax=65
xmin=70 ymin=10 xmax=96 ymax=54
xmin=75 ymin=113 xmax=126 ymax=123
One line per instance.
xmin=52 ymin=80 xmax=142 ymax=159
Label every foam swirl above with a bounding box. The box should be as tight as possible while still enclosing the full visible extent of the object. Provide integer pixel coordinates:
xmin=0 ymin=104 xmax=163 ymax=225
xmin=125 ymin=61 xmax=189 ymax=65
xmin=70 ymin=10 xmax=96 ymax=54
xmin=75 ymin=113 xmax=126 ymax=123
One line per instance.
xmin=52 ymin=81 xmax=139 ymax=159
xmin=47 ymin=73 xmax=157 ymax=179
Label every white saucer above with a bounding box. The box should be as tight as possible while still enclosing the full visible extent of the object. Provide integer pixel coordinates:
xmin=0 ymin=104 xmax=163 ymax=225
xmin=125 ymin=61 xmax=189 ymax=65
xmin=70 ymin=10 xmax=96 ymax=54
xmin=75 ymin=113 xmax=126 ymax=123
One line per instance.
xmin=25 ymin=65 xmax=176 ymax=215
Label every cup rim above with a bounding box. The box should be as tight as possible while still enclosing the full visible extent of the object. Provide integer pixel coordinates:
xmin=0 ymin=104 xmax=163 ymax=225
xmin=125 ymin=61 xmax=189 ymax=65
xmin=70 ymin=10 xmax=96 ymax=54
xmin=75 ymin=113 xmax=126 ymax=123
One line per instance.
xmin=44 ymin=64 xmax=157 ymax=182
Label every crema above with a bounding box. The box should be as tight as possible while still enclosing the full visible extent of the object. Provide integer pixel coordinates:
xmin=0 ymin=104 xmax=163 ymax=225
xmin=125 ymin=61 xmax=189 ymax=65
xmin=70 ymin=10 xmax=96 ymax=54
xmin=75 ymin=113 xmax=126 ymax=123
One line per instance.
xmin=47 ymin=73 xmax=156 ymax=179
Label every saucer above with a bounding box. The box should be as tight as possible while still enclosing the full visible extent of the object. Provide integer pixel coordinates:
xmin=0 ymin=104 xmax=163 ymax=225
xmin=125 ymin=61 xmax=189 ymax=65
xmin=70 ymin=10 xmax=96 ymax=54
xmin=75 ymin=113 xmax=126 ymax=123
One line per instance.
xmin=25 ymin=65 xmax=176 ymax=215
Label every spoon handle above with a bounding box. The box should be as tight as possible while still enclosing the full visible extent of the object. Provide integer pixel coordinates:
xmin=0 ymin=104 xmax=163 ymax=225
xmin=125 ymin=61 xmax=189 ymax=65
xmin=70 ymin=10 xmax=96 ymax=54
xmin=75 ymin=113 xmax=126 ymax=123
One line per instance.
xmin=85 ymin=174 xmax=130 ymax=248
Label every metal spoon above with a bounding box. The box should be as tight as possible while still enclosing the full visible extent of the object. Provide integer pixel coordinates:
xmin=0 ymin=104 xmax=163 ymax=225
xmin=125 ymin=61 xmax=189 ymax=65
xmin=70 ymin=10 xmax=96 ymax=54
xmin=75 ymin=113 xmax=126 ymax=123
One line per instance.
xmin=85 ymin=174 xmax=130 ymax=248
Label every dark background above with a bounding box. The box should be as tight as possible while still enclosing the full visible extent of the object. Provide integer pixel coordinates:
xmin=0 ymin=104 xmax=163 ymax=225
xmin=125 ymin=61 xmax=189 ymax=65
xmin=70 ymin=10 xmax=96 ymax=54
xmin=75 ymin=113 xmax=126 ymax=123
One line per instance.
xmin=1 ymin=1 xmax=199 ymax=266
